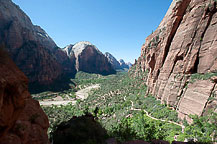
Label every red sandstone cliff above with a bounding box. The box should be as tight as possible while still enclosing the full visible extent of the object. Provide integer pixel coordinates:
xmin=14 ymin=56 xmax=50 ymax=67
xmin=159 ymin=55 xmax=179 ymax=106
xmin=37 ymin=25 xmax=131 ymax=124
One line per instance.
xmin=0 ymin=0 xmax=76 ymax=88
xmin=0 ymin=47 xmax=49 ymax=144
xmin=63 ymin=41 xmax=116 ymax=75
xmin=131 ymin=0 xmax=217 ymax=120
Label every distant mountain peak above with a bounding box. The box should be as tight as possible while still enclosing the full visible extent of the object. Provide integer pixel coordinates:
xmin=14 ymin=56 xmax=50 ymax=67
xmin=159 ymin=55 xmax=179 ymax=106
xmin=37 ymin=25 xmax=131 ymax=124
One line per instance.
xmin=75 ymin=41 xmax=93 ymax=45
xmin=105 ymin=52 xmax=121 ymax=69
xmin=0 ymin=0 xmax=76 ymax=89
xmin=119 ymin=59 xmax=125 ymax=64
xmin=65 ymin=41 xmax=100 ymax=58
xmin=63 ymin=42 xmax=116 ymax=75
xmin=105 ymin=53 xmax=132 ymax=70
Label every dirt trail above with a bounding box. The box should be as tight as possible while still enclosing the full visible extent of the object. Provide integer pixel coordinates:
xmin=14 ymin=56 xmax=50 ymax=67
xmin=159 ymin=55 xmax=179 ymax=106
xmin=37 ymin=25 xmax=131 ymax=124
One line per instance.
xmin=39 ymin=84 xmax=100 ymax=106
xmin=125 ymin=96 xmax=185 ymax=133
xmin=131 ymin=107 xmax=185 ymax=132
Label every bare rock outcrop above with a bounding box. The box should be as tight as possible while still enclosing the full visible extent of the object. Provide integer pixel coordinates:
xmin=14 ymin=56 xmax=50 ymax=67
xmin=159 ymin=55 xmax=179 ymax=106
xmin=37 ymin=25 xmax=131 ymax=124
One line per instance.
xmin=105 ymin=52 xmax=122 ymax=69
xmin=178 ymin=79 xmax=216 ymax=120
xmin=0 ymin=0 xmax=76 ymax=88
xmin=105 ymin=52 xmax=132 ymax=70
xmin=63 ymin=41 xmax=116 ymax=75
xmin=119 ymin=59 xmax=131 ymax=69
xmin=131 ymin=0 xmax=217 ymax=120
xmin=0 ymin=47 xmax=49 ymax=144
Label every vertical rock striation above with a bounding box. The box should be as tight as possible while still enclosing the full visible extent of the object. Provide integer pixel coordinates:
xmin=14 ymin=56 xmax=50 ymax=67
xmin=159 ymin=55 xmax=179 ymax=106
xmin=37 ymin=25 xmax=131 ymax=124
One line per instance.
xmin=0 ymin=0 xmax=76 ymax=87
xmin=131 ymin=0 xmax=217 ymax=120
xmin=105 ymin=52 xmax=132 ymax=70
xmin=105 ymin=52 xmax=122 ymax=70
xmin=119 ymin=59 xmax=131 ymax=69
xmin=63 ymin=41 xmax=116 ymax=75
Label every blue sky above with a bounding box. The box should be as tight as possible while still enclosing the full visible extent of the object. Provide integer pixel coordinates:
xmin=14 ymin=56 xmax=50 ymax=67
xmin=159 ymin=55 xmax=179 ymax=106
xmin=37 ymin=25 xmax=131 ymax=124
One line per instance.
xmin=12 ymin=0 xmax=172 ymax=63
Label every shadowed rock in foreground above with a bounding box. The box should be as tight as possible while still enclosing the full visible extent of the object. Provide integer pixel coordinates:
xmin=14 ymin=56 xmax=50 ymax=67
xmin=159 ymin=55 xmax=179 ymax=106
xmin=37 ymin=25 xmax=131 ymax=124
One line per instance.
xmin=0 ymin=46 xmax=49 ymax=144
xmin=52 ymin=114 xmax=208 ymax=144
xmin=52 ymin=114 xmax=108 ymax=144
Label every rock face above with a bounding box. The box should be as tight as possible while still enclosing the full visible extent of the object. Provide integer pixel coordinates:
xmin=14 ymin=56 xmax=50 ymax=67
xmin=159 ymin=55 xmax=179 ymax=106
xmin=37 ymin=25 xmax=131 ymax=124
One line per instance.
xmin=131 ymin=0 xmax=217 ymax=120
xmin=0 ymin=0 xmax=76 ymax=87
xmin=0 ymin=47 xmax=49 ymax=144
xmin=105 ymin=52 xmax=132 ymax=70
xmin=127 ymin=62 xmax=133 ymax=68
xmin=119 ymin=59 xmax=131 ymax=69
xmin=63 ymin=41 xmax=116 ymax=75
xmin=105 ymin=52 xmax=122 ymax=69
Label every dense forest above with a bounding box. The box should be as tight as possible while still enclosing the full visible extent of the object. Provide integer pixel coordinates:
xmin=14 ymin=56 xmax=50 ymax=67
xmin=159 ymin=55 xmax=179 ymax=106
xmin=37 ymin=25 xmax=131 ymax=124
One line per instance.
xmin=35 ymin=66 xmax=217 ymax=143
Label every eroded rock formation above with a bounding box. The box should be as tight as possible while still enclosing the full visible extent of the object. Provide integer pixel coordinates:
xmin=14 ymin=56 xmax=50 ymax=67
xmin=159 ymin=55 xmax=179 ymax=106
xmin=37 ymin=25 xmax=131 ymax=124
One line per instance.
xmin=105 ymin=52 xmax=132 ymax=70
xmin=131 ymin=0 xmax=217 ymax=120
xmin=0 ymin=47 xmax=49 ymax=144
xmin=63 ymin=41 xmax=116 ymax=75
xmin=119 ymin=59 xmax=131 ymax=69
xmin=105 ymin=52 xmax=122 ymax=69
xmin=0 ymin=0 xmax=76 ymax=87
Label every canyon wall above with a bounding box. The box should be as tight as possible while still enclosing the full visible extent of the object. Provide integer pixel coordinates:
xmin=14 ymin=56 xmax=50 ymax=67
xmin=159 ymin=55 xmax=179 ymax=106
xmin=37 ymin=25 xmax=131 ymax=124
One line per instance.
xmin=105 ymin=52 xmax=132 ymax=70
xmin=0 ymin=0 xmax=76 ymax=87
xmin=105 ymin=52 xmax=122 ymax=70
xmin=0 ymin=47 xmax=49 ymax=144
xmin=131 ymin=0 xmax=217 ymax=120
xmin=0 ymin=0 xmax=115 ymax=90
xmin=63 ymin=42 xmax=116 ymax=75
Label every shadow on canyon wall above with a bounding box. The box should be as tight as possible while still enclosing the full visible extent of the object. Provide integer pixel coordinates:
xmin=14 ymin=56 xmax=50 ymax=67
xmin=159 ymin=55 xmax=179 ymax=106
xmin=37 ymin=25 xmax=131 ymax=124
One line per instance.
xmin=29 ymin=73 xmax=76 ymax=94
